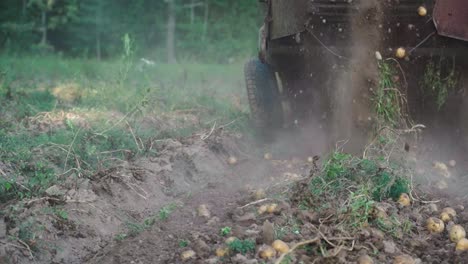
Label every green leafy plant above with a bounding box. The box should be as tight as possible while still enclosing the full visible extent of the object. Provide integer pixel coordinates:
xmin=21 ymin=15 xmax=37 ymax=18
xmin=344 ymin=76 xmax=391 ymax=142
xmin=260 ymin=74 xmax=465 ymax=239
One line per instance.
xmin=178 ymin=240 xmax=189 ymax=248
xmin=422 ymin=60 xmax=458 ymax=110
xmin=220 ymin=226 xmax=232 ymax=237
xmin=227 ymin=239 xmax=256 ymax=255
xmin=374 ymin=61 xmax=405 ymax=126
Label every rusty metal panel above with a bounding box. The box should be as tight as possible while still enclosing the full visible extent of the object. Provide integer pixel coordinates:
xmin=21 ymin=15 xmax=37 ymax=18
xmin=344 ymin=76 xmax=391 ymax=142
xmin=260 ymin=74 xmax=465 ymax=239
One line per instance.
xmin=270 ymin=0 xmax=309 ymax=40
xmin=433 ymin=0 xmax=468 ymax=42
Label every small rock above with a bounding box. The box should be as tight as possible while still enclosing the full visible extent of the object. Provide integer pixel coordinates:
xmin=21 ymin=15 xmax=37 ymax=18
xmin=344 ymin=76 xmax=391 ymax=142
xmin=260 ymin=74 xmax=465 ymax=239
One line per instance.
xmin=193 ymin=239 xmax=210 ymax=257
xmin=45 ymin=185 xmax=66 ymax=197
xmin=232 ymin=254 xmax=258 ymax=264
xmin=207 ymin=217 xmax=220 ymax=225
xmin=197 ymin=204 xmax=211 ymax=219
xmin=181 ymin=250 xmax=196 ymax=261
xmin=370 ymin=228 xmax=385 ymax=240
xmin=204 ymin=257 xmax=219 ymax=264
xmin=235 ymin=212 xmax=256 ymax=223
xmin=393 ymin=254 xmax=415 ymax=264
xmin=261 ymin=220 xmax=275 ymax=245
xmin=383 ymin=240 xmax=397 ymax=254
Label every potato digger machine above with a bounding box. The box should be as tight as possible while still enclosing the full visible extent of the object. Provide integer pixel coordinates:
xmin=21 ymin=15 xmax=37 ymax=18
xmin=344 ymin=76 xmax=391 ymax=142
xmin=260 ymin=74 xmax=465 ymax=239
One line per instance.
xmin=244 ymin=0 xmax=468 ymax=147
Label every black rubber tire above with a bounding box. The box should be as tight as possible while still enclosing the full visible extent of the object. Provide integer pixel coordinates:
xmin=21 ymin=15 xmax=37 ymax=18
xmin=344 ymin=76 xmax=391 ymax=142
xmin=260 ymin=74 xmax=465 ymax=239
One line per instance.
xmin=244 ymin=58 xmax=283 ymax=137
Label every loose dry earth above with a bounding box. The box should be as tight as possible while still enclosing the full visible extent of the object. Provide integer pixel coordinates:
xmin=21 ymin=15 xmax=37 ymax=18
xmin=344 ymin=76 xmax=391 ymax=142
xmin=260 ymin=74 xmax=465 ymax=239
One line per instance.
xmin=2 ymin=125 xmax=468 ymax=264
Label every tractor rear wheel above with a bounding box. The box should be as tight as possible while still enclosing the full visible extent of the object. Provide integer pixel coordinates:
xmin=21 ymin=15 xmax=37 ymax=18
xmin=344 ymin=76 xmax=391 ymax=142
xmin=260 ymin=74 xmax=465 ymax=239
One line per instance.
xmin=244 ymin=58 xmax=283 ymax=138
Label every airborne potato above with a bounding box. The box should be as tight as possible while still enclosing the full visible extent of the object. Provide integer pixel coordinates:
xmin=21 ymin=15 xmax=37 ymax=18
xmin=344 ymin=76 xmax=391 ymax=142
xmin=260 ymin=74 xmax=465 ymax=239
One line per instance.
xmin=426 ymin=217 xmax=445 ymax=233
xmin=396 ymin=47 xmax=406 ymax=59
xmin=264 ymin=153 xmax=273 ymax=160
xmin=272 ymin=240 xmax=289 ymax=253
xmin=417 ymin=6 xmax=427 ymax=17
xmin=456 ymin=238 xmax=468 ymax=251
xmin=227 ymin=156 xmax=238 ymax=165
xmin=449 ymin=225 xmax=466 ymax=243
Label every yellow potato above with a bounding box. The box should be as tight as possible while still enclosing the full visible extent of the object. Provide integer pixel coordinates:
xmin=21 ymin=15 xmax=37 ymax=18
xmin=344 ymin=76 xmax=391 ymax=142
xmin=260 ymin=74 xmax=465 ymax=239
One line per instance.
xmin=393 ymin=254 xmax=416 ymax=264
xmin=441 ymin=207 xmax=457 ymax=222
xmin=264 ymin=153 xmax=273 ymax=160
xmin=396 ymin=47 xmax=406 ymax=59
xmin=225 ymin=237 xmax=237 ymax=245
xmin=253 ymin=189 xmax=266 ymax=200
xmin=272 ymin=240 xmax=289 ymax=253
xmin=307 ymin=156 xmax=314 ymax=163
xmin=259 ymin=245 xmax=276 ymax=259
xmin=449 ymin=225 xmax=466 ymax=243
xmin=181 ymin=250 xmax=196 ymax=261
xmin=216 ymin=247 xmax=230 ymax=257
xmin=258 ymin=204 xmax=268 ymax=215
xmin=456 ymin=238 xmax=468 ymax=251
xmin=426 ymin=217 xmax=445 ymax=233
xmin=267 ymin=203 xmax=278 ymax=214
xmin=443 ymin=207 xmax=457 ymax=217
xmin=398 ymin=193 xmax=411 ymax=207
xmin=227 ymin=156 xmax=238 ymax=165
xmin=358 ymin=255 xmax=374 ymax=264
xmin=417 ymin=6 xmax=427 ymax=17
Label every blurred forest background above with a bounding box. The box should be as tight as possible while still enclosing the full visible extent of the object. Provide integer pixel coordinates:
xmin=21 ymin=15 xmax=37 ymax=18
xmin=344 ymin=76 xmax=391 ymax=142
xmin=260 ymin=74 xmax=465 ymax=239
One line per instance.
xmin=0 ymin=0 xmax=261 ymax=62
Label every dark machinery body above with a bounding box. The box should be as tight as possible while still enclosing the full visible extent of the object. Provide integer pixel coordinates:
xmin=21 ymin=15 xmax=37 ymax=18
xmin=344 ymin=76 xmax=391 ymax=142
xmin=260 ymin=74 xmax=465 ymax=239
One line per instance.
xmin=246 ymin=0 xmax=468 ymax=137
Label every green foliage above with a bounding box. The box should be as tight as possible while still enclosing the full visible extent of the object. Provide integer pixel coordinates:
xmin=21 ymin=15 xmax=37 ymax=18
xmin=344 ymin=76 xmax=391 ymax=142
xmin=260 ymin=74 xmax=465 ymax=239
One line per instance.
xmin=158 ymin=203 xmax=177 ymax=221
xmin=0 ymin=0 xmax=260 ymax=62
xmin=178 ymin=240 xmax=189 ymax=248
xmin=371 ymin=171 xmax=409 ymax=201
xmin=220 ymin=226 xmax=232 ymax=237
xmin=227 ymin=239 xmax=256 ymax=255
xmin=346 ymin=186 xmax=374 ymax=229
xmin=374 ymin=61 xmax=403 ymax=126
xmin=422 ymin=59 xmax=458 ymax=110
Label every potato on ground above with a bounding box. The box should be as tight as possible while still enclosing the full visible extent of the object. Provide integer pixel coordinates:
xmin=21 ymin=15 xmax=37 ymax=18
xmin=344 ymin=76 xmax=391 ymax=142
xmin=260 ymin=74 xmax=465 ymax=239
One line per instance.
xmin=272 ymin=240 xmax=289 ymax=253
xmin=426 ymin=217 xmax=445 ymax=233
xmin=456 ymin=238 xmax=468 ymax=251
xmin=449 ymin=225 xmax=466 ymax=243
xmin=258 ymin=245 xmax=276 ymax=259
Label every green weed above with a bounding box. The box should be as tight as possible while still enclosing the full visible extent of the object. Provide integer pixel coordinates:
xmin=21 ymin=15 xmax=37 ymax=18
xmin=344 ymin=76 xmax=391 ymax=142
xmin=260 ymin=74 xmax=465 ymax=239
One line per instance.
xmin=178 ymin=240 xmax=189 ymax=248
xmin=422 ymin=59 xmax=458 ymax=110
xmin=220 ymin=226 xmax=232 ymax=237
xmin=227 ymin=239 xmax=256 ymax=255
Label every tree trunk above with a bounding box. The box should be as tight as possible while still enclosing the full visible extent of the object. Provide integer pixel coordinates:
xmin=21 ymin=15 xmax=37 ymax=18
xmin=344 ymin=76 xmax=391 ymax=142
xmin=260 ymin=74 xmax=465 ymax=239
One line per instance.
xmin=41 ymin=10 xmax=47 ymax=45
xmin=96 ymin=0 xmax=102 ymax=60
xmin=202 ymin=0 xmax=209 ymax=41
xmin=166 ymin=0 xmax=177 ymax=64
xmin=190 ymin=0 xmax=195 ymax=24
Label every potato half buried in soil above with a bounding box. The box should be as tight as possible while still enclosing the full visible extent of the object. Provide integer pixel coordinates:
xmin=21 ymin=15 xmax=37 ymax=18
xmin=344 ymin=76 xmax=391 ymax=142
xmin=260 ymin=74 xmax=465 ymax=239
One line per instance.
xmin=456 ymin=238 xmax=468 ymax=251
xmin=272 ymin=240 xmax=289 ymax=253
xmin=449 ymin=225 xmax=466 ymax=243
xmin=398 ymin=193 xmax=411 ymax=207
xmin=426 ymin=217 xmax=445 ymax=233
xmin=358 ymin=255 xmax=374 ymax=264
xmin=258 ymin=245 xmax=276 ymax=259
xmin=441 ymin=207 xmax=457 ymax=223
xmin=393 ymin=254 xmax=416 ymax=264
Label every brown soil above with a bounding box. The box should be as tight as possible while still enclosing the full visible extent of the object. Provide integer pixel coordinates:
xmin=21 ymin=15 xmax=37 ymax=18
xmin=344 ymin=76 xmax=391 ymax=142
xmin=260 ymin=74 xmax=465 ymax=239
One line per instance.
xmin=3 ymin=127 xmax=468 ymax=264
